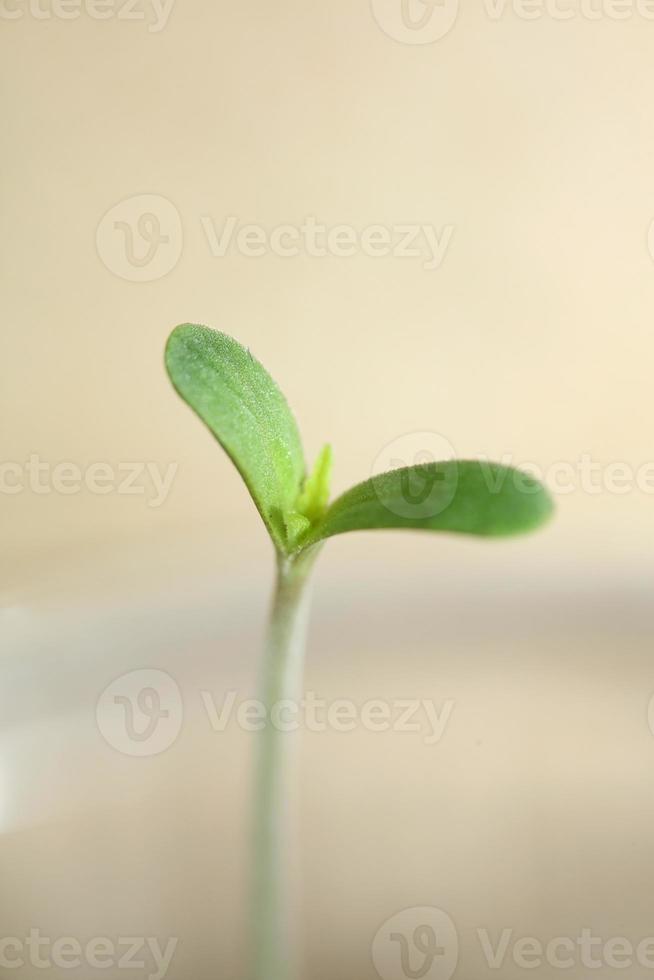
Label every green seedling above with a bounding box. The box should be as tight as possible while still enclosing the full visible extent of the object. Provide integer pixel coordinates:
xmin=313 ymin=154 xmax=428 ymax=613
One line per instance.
xmin=165 ymin=323 xmax=554 ymax=980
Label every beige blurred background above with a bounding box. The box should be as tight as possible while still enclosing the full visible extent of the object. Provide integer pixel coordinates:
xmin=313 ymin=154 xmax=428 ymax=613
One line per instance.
xmin=2 ymin=2 xmax=654 ymax=978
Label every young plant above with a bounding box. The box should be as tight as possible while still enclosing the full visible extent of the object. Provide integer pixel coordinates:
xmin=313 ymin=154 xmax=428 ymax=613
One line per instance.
xmin=165 ymin=323 xmax=554 ymax=980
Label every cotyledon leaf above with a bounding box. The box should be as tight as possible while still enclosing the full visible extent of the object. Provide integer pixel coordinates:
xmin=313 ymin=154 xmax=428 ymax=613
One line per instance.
xmin=305 ymin=461 xmax=553 ymax=545
xmin=165 ymin=324 xmax=306 ymax=553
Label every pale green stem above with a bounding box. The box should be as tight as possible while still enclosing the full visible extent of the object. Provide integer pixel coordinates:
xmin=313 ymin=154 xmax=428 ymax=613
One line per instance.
xmin=252 ymin=546 xmax=320 ymax=980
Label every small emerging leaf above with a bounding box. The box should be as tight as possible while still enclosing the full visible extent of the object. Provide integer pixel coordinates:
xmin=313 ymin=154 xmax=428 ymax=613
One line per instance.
xmin=296 ymin=444 xmax=333 ymax=525
xmin=165 ymin=324 xmax=305 ymax=553
xmin=306 ymin=461 xmax=553 ymax=544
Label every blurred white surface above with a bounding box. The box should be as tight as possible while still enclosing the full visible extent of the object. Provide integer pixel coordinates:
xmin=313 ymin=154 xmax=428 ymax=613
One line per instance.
xmin=2 ymin=546 xmax=653 ymax=979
